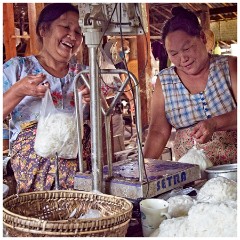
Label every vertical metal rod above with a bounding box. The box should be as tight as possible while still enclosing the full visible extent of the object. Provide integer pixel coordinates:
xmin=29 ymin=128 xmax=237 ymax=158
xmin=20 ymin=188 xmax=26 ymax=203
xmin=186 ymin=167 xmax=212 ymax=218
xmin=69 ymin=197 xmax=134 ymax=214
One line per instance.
xmin=74 ymin=71 xmax=107 ymax=178
xmin=105 ymin=114 xmax=113 ymax=177
xmin=55 ymin=152 xmax=59 ymax=190
xmin=89 ymin=47 xmax=103 ymax=192
xmin=131 ymin=73 xmax=144 ymax=182
xmin=74 ymin=76 xmax=84 ymax=172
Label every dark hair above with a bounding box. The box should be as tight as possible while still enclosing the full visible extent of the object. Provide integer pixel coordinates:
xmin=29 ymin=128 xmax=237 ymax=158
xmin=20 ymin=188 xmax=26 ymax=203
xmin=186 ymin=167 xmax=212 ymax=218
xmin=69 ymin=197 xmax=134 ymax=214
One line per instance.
xmin=36 ymin=3 xmax=79 ymax=42
xmin=162 ymin=7 xmax=202 ymax=46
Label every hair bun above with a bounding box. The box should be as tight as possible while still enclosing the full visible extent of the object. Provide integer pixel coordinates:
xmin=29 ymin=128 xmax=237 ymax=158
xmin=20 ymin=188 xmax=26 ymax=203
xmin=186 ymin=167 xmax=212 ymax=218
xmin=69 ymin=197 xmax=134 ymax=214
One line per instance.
xmin=171 ymin=6 xmax=188 ymax=16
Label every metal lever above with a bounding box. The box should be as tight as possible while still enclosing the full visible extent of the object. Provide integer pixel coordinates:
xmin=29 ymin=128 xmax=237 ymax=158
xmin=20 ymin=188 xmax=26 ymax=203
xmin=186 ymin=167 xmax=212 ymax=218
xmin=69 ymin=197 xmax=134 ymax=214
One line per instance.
xmin=55 ymin=152 xmax=59 ymax=190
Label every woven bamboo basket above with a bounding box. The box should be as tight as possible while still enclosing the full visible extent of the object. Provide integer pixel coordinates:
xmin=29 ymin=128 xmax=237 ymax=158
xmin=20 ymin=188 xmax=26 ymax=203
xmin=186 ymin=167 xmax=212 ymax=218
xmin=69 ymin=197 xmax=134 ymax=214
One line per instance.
xmin=3 ymin=190 xmax=133 ymax=237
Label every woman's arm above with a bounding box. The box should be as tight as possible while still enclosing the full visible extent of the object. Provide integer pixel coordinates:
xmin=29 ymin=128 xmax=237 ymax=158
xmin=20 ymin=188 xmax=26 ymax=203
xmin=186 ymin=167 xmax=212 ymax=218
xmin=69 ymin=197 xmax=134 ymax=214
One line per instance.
xmin=3 ymin=73 xmax=47 ymax=119
xmin=228 ymin=56 xmax=237 ymax=104
xmin=143 ymin=77 xmax=172 ymax=159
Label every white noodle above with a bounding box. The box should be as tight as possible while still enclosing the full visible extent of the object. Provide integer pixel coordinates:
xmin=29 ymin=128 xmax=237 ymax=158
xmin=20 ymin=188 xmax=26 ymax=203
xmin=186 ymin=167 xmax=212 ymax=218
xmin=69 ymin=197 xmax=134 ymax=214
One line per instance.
xmin=34 ymin=112 xmax=78 ymax=159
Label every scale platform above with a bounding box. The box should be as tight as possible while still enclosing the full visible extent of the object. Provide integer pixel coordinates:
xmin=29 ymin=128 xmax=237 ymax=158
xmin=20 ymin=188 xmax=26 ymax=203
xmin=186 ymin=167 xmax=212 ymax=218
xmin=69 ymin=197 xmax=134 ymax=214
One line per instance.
xmin=74 ymin=159 xmax=201 ymax=199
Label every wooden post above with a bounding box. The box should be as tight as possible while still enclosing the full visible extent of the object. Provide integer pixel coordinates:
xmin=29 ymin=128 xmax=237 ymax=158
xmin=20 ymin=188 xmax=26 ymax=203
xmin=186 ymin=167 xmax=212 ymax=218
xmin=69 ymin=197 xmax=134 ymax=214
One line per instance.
xmin=127 ymin=37 xmax=139 ymax=79
xmin=129 ymin=37 xmax=138 ymax=60
xmin=3 ymin=3 xmax=16 ymax=61
xmin=199 ymin=4 xmax=210 ymax=30
xmin=27 ymin=3 xmax=44 ymax=55
xmin=136 ymin=3 xmax=152 ymax=129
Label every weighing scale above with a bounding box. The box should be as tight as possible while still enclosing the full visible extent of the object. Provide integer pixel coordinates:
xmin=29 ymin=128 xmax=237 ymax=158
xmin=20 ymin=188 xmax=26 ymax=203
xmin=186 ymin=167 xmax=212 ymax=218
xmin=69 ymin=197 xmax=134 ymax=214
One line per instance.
xmin=73 ymin=3 xmax=201 ymax=200
xmin=74 ymin=158 xmax=201 ymax=199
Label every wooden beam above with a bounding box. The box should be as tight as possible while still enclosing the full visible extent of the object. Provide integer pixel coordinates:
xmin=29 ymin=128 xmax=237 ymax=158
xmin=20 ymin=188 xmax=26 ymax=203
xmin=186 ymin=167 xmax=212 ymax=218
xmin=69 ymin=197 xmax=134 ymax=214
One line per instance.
xmin=151 ymin=6 xmax=170 ymax=20
xmin=209 ymin=5 xmax=237 ymax=15
xmin=150 ymin=25 xmax=161 ymax=34
xmin=137 ymin=3 xmax=152 ymax=129
xmin=161 ymin=6 xmax=172 ymax=14
xmin=187 ymin=3 xmax=199 ymax=12
xmin=150 ymin=36 xmax=161 ymax=40
xmin=26 ymin=3 xmax=44 ymax=55
xmin=199 ymin=4 xmax=210 ymax=30
xmin=12 ymin=35 xmax=30 ymax=39
xmin=180 ymin=3 xmax=198 ymax=12
xmin=3 ymin=3 xmax=16 ymax=61
xmin=205 ymin=3 xmax=213 ymax=9
xmin=219 ymin=40 xmax=230 ymax=47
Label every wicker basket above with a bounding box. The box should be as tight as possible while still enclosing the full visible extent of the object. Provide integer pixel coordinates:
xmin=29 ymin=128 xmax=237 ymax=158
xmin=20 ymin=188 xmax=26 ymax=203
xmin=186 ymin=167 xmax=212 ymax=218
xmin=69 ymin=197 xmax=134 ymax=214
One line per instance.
xmin=3 ymin=190 xmax=133 ymax=237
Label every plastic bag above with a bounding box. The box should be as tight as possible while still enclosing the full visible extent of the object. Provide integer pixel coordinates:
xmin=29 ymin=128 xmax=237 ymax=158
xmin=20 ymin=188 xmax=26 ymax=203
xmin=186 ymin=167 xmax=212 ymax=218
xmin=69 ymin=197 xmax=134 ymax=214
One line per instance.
xmin=178 ymin=141 xmax=213 ymax=178
xmin=34 ymin=89 xmax=78 ymax=159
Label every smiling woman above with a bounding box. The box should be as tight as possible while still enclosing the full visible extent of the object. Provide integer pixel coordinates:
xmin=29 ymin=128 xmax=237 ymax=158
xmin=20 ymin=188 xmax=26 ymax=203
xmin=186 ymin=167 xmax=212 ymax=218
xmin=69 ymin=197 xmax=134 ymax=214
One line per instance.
xmin=3 ymin=3 xmax=90 ymax=194
xmin=35 ymin=4 xmax=83 ymax=77
xmin=144 ymin=6 xmax=237 ymax=166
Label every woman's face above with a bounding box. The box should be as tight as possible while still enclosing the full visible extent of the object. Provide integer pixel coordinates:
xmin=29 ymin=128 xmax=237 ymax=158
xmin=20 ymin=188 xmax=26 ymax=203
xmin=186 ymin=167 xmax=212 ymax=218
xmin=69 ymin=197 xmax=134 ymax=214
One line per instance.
xmin=165 ymin=30 xmax=208 ymax=75
xmin=41 ymin=11 xmax=82 ymax=63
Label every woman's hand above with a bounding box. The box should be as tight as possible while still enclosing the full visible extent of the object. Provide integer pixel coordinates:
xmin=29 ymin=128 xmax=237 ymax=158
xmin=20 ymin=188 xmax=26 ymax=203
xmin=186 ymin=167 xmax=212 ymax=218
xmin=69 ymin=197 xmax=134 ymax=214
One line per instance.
xmin=3 ymin=73 xmax=49 ymax=119
xmin=190 ymin=119 xmax=217 ymax=144
xmin=15 ymin=73 xmax=48 ymax=98
xmin=78 ymin=85 xmax=90 ymax=103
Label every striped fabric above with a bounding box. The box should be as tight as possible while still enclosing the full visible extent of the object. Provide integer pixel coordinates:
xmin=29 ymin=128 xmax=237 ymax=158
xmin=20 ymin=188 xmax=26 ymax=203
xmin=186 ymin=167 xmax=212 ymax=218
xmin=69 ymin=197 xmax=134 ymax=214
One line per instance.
xmin=159 ymin=55 xmax=236 ymax=129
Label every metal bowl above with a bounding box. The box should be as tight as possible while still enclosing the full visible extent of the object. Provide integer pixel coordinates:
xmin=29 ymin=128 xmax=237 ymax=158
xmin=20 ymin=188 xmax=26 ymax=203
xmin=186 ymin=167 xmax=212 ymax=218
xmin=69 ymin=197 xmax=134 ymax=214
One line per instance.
xmin=205 ymin=163 xmax=237 ymax=182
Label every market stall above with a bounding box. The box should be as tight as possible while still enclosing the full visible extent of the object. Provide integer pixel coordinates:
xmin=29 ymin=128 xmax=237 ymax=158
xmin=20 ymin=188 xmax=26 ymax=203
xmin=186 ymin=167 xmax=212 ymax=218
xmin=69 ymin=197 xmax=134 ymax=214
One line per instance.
xmin=3 ymin=3 xmax=237 ymax=238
